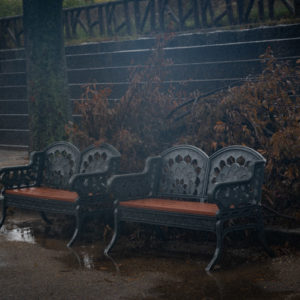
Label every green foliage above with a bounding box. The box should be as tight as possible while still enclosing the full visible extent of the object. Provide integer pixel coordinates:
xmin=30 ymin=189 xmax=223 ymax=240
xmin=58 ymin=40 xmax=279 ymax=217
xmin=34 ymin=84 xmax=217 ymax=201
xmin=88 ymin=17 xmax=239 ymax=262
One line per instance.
xmin=0 ymin=0 xmax=113 ymax=18
xmin=0 ymin=0 xmax=297 ymax=50
xmin=63 ymin=0 xmax=94 ymax=8
xmin=63 ymin=0 xmax=114 ymax=8
xmin=0 ymin=0 xmax=22 ymax=18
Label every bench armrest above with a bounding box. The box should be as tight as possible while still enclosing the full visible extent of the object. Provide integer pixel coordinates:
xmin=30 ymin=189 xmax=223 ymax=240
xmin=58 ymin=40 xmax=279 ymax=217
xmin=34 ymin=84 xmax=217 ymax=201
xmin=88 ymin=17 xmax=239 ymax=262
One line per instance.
xmin=70 ymin=169 xmax=111 ymax=198
xmin=0 ymin=151 xmax=44 ymax=190
xmin=108 ymin=156 xmax=162 ymax=201
xmin=70 ymin=157 xmax=121 ymax=199
xmin=207 ymin=161 xmax=265 ymax=210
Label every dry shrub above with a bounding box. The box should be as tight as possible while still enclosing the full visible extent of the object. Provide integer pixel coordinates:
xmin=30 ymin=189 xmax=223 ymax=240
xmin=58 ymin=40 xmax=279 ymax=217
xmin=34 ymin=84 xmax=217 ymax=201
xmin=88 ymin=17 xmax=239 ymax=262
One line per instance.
xmin=66 ymin=34 xmax=181 ymax=171
xmin=181 ymin=47 xmax=300 ymax=211
xmin=67 ymin=41 xmax=299 ymax=212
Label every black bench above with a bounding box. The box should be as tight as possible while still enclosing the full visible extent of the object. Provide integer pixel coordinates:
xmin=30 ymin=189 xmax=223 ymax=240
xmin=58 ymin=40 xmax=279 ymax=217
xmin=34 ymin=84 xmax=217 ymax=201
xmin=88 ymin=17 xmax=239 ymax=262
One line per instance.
xmin=104 ymin=144 xmax=274 ymax=271
xmin=0 ymin=141 xmax=120 ymax=246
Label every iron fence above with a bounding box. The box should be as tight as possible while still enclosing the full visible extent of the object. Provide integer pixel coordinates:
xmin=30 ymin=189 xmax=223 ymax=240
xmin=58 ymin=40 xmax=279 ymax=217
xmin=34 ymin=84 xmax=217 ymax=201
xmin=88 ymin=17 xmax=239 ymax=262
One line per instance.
xmin=0 ymin=0 xmax=297 ymax=48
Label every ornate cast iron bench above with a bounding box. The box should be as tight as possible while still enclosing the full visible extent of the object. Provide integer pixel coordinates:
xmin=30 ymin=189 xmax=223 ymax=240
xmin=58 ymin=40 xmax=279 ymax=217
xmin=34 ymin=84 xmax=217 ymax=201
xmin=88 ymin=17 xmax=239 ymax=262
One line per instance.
xmin=104 ymin=145 xmax=274 ymax=271
xmin=0 ymin=141 xmax=120 ymax=247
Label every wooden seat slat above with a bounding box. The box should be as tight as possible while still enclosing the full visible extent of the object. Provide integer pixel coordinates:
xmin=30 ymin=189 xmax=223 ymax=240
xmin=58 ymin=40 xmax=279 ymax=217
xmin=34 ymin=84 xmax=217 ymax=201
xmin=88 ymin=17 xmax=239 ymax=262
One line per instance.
xmin=5 ymin=187 xmax=78 ymax=202
xmin=120 ymin=198 xmax=218 ymax=216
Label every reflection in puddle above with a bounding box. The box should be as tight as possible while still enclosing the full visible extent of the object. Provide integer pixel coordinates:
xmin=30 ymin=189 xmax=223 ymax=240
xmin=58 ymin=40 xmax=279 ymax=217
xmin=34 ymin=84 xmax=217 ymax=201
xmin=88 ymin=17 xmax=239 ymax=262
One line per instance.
xmin=82 ymin=251 xmax=94 ymax=269
xmin=0 ymin=225 xmax=35 ymax=244
xmin=66 ymin=247 xmax=96 ymax=270
xmin=65 ymin=246 xmax=120 ymax=273
xmin=1 ymin=221 xmax=300 ymax=299
xmin=0 ymin=222 xmax=119 ymax=273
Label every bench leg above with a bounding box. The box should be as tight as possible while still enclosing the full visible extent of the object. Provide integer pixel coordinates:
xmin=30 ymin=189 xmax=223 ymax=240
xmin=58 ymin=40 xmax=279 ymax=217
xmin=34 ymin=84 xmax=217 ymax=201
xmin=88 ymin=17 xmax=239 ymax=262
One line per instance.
xmin=0 ymin=197 xmax=7 ymax=229
xmin=258 ymin=229 xmax=274 ymax=257
xmin=67 ymin=205 xmax=83 ymax=247
xmin=257 ymin=216 xmax=274 ymax=257
xmin=206 ymin=220 xmax=224 ymax=272
xmin=104 ymin=207 xmax=119 ymax=256
xmin=39 ymin=212 xmax=53 ymax=225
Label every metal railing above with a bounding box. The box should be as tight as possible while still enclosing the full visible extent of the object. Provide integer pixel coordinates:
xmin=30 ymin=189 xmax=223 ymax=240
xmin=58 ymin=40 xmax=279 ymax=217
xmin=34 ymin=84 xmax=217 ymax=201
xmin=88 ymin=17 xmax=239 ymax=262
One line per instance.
xmin=0 ymin=0 xmax=297 ymax=49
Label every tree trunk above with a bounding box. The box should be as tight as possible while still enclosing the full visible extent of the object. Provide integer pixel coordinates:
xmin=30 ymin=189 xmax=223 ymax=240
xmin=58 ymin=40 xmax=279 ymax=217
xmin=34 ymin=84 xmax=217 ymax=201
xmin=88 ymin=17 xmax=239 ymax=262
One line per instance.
xmin=23 ymin=0 xmax=71 ymax=150
xmin=294 ymin=0 xmax=300 ymax=16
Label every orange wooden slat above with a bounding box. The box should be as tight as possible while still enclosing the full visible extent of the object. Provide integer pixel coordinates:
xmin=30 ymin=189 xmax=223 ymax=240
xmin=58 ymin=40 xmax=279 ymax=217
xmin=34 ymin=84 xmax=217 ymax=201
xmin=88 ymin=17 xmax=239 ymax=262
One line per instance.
xmin=5 ymin=187 xmax=78 ymax=203
xmin=120 ymin=198 xmax=218 ymax=216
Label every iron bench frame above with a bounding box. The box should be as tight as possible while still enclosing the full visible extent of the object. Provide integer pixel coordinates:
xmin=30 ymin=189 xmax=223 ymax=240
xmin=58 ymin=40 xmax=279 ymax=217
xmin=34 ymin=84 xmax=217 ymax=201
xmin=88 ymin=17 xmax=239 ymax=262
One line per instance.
xmin=0 ymin=141 xmax=120 ymax=246
xmin=104 ymin=145 xmax=274 ymax=271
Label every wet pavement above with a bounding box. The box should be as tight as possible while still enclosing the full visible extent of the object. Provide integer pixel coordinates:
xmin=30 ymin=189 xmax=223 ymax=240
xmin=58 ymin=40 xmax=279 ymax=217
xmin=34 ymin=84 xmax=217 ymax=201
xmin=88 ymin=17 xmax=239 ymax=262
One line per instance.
xmin=1 ymin=149 xmax=300 ymax=299
xmin=0 ymin=210 xmax=300 ymax=300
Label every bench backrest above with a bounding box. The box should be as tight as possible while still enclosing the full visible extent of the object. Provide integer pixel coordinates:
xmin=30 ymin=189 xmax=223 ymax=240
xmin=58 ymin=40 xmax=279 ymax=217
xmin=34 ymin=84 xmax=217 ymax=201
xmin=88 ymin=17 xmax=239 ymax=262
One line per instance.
xmin=42 ymin=142 xmax=121 ymax=189
xmin=157 ymin=145 xmax=209 ymax=200
xmin=206 ymin=145 xmax=266 ymax=204
xmin=155 ymin=144 xmax=265 ymax=205
xmin=79 ymin=143 xmax=121 ymax=175
xmin=43 ymin=141 xmax=81 ymax=189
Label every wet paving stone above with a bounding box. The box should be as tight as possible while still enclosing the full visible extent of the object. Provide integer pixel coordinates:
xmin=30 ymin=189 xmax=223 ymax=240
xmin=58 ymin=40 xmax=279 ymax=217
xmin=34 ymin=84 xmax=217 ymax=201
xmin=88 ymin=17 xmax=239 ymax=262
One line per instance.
xmin=1 ymin=211 xmax=300 ymax=299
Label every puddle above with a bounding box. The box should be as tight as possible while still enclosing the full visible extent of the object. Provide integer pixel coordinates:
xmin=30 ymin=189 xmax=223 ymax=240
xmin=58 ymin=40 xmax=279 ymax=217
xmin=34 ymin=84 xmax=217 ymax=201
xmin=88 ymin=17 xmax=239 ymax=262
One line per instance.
xmin=57 ymin=245 xmax=120 ymax=273
xmin=1 ymin=218 xmax=300 ymax=299
xmin=0 ymin=221 xmax=120 ymax=272
xmin=144 ymin=263 xmax=280 ymax=300
xmin=0 ymin=224 xmax=36 ymax=244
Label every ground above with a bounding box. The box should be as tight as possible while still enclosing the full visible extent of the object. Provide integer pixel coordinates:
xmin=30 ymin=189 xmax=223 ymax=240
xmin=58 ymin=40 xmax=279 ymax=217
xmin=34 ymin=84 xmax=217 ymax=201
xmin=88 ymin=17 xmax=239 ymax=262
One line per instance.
xmin=1 ymin=150 xmax=300 ymax=299
xmin=0 ymin=209 xmax=300 ymax=300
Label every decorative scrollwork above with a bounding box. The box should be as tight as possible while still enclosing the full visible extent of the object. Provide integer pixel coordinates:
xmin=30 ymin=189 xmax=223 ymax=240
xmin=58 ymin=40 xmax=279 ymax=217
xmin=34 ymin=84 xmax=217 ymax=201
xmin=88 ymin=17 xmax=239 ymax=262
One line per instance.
xmin=70 ymin=144 xmax=121 ymax=199
xmin=205 ymin=146 xmax=266 ymax=209
xmin=208 ymin=146 xmax=265 ymax=194
xmin=71 ymin=171 xmax=109 ymax=199
xmin=43 ymin=142 xmax=80 ymax=189
xmin=158 ymin=145 xmax=209 ymax=198
xmin=79 ymin=144 xmax=120 ymax=174
xmin=209 ymin=161 xmax=265 ymax=209
xmin=213 ymin=162 xmax=252 ymax=183
xmin=0 ymin=151 xmax=44 ymax=190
